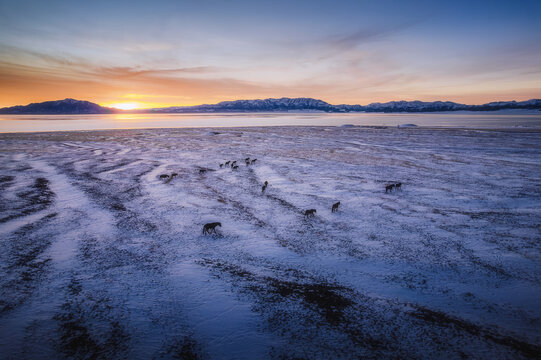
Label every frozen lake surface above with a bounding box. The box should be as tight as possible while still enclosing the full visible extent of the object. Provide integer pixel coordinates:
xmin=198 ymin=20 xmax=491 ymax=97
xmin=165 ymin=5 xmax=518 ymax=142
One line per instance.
xmin=1 ymin=111 xmax=541 ymax=132
xmin=0 ymin=126 xmax=540 ymax=359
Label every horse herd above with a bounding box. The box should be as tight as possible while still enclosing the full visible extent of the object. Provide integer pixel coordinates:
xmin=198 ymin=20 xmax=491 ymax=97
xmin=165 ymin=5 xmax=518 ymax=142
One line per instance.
xmin=156 ymin=157 xmax=402 ymax=235
xmin=218 ymin=158 xmax=257 ymax=171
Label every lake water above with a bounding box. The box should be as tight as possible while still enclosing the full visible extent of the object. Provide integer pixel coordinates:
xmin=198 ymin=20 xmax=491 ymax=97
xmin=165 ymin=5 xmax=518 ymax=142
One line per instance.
xmin=1 ymin=111 xmax=540 ymax=132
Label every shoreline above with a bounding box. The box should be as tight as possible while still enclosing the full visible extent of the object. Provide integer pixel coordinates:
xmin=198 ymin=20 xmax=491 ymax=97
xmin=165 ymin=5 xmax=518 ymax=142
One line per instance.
xmin=2 ymin=124 xmax=541 ymax=136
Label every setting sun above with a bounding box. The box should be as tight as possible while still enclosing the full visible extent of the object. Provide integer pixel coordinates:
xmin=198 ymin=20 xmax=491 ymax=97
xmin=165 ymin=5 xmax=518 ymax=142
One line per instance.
xmin=108 ymin=102 xmax=139 ymax=110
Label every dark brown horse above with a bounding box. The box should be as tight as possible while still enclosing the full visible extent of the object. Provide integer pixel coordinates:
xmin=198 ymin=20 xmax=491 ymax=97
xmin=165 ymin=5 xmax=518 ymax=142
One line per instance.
xmin=202 ymin=222 xmax=222 ymax=234
xmin=385 ymin=184 xmax=394 ymax=193
xmin=304 ymin=209 xmax=317 ymax=217
xmin=331 ymin=201 xmax=340 ymax=212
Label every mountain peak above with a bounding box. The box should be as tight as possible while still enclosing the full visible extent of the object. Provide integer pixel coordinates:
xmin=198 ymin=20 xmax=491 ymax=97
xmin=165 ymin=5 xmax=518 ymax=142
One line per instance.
xmin=152 ymin=97 xmax=336 ymax=113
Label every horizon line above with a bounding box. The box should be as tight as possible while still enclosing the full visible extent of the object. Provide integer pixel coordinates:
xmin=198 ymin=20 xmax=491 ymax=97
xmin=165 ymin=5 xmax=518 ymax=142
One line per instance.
xmin=2 ymin=96 xmax=541 ymax=111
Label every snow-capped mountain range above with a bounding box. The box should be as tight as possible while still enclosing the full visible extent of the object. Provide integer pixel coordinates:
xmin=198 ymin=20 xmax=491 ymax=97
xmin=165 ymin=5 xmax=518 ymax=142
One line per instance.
xmin=1 ymin=97 xmax=540 ymax=114
xmin=153 ymin=97 xmax=337 ymax=113
xmin=336 ymin=99 xmax=541 ymax=112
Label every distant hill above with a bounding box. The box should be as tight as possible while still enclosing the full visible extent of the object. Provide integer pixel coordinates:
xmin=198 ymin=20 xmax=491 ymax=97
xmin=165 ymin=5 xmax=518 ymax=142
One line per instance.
xmin=149 ymin=97 xmax=336 ymax=113
xmin=1 ymin=97 xmax=540 ymax=114
xmin=0 ymin=98 xmax=114 ymax=114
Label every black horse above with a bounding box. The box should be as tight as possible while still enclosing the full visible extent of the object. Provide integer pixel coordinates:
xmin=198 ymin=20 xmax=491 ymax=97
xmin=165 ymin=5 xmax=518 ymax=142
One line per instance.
xmin=331 ymin=201 xmax=340 ymax=212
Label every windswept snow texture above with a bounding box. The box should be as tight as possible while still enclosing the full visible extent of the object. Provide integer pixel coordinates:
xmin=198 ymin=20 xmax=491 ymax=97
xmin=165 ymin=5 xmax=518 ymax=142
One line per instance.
xmin=0 ymin=126 xmax=540 ymax=359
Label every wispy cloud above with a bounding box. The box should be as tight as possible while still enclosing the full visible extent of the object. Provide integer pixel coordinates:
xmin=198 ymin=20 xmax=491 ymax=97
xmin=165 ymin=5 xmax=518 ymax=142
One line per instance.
xmin=89 ymin=66 xmax=226 ymax=79
xmin=328 ymin=21 xmax=423 ymax=50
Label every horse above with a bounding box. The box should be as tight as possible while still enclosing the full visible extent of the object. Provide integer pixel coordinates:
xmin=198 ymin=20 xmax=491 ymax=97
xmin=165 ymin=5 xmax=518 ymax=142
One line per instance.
xmin=202 ymin=222 xmax=222 ymax=234
xmin=232 ymin=165 xmax=239 ymax=170
xmin=225 ymin=161 xmax=231 ymax=167
xmin=262 ymin=184 xmax=267 ymax=193
xmin=220 ymin=164 xmax=224 ymax=168
xmin=159 ymin=174 xmax=169 ymax=179
xmin=331 ymin=201 xmax=340 ymax=212
xmin=395 ymin=182 xmax=402 ymax=190
xmin=304 ymin=209 xmax=317 ymax=217
xmin=251 ymin=159 xmax=257 ymax=164
xmin=264 ymin=181 xmax=268 ymax=186
xmin=385 ymin=184 xmax=394 ymax=193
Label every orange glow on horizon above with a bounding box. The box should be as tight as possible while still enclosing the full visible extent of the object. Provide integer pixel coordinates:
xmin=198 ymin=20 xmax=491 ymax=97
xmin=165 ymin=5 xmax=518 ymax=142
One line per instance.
xmin=99 ymin=100 xmax=202 ymax=110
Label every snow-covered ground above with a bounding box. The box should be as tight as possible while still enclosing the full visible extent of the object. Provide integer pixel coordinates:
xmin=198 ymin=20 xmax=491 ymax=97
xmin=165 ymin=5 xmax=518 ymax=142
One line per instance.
xmin=0 ymin=126 xmax=540 ymax=359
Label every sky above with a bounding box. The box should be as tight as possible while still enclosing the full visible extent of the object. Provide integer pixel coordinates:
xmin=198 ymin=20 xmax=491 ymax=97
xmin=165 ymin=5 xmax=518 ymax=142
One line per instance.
xmin=0 ymin=0 xmax=540 ymax=109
